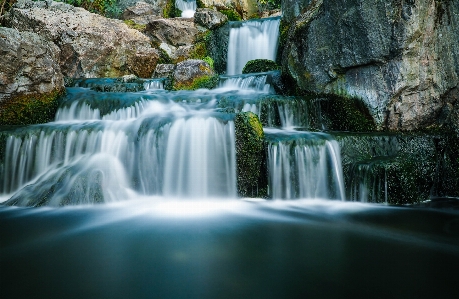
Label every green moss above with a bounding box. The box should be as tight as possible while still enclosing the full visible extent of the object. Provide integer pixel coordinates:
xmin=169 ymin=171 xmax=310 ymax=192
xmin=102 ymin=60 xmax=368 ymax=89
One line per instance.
xmin=0 ymin=89 xmax=65 ymax=125
xmin=218 ymin=9 xmax=242 ymax=21
xmin=196 ymin=0 xmax=206 ymax=8
xmin=123 ymin=20 xmax=146 ymax=31
xmin=242 ymin=59 xmax=279 ymax=74
xmin=163 ymin=0 xmax=182 ymax=18
xmin=235 ymin=112 xmax=267 ymax=197
xmin=316 ymin=93 xmax=377 ymax=132
xmin=173 ymin=75 xmax=219 ymax=90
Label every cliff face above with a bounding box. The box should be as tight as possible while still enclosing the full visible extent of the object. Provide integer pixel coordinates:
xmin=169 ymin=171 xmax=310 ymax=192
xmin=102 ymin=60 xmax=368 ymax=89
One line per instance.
xmin=282 ymin=0 xmax=459 ymax=131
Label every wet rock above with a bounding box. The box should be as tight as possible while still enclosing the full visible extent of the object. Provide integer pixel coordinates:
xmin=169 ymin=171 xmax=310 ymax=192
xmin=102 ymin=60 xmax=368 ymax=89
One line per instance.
xmin=194 ymin=8 xmax=228 ymax=30
xmin=4 ymin=0 xmax=160 ymax=78
xmin=282 ymin=0 xmax=459 ymax=131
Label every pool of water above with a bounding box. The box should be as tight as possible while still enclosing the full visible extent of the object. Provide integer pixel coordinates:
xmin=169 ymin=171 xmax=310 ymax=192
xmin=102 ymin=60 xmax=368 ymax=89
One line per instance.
xmin=1 ymin=198 xmax=458 ymax=298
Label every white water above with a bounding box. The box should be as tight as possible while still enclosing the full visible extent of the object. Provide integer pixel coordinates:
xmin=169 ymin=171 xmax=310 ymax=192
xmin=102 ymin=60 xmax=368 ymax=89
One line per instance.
xmin=175 ymin=0 xmax=196 ymax=18
xmin=266 ymin=129 xmax=345 ymax=200
xmin=218 ymin=73 xmax=272 ymax=92
xmin=227 ymin=17 xmax=281 ymax=75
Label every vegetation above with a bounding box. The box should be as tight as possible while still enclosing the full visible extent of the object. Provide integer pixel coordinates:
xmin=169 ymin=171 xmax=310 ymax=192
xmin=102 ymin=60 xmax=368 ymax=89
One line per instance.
xmin=235 ymin=112 xmax=267 ymax=197
xmin=218 ymin=8 xmax=242 ymax=21
xmin=163 ymin=0 xmax=181 ymax=18
xmin=242 ymin=59 xmax=279 ymax=74
xmin=0 ymin=0 xmax=15 ymax=19
xmin=123 ymin=20 xmax=146 ymax=31
xmin=0 ymin=89 xmax=65 ymax=125
xmin=172 ymin=75 xmax=218 ymax=90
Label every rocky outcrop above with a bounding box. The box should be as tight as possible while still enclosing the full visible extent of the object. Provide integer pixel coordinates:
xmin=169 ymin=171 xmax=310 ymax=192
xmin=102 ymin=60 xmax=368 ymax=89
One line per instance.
xmin=4 ymin=0 xmax=160 ymax=78
xmin=0 ymin=26 xmax=63 ymax=101
xmin=194 ymin=8 xmax=228 ymax=29
xmin=145 ymin=17 xmax=198 ymax=47
xmin=282 ymin=0 xmax=459 ymax=131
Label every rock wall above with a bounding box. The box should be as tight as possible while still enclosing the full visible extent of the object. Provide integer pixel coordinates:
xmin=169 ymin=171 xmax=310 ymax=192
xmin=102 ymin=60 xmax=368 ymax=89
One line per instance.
xmin=4 ymin=0 xmax=160 ymax=78
xmin=282 ymin=0 xmax=459 ymax=131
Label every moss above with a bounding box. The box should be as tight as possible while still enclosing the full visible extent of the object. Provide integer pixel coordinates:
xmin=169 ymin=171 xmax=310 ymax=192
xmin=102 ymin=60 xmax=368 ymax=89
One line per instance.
xmin=123 ymin=20 xmax=146 ymax=31
xmin=316 ymin=93 xmax=377 ymax=132
xmin=163 ymin=0 xmax=182 ymax=18
xmin=173 ymin=75 xmax=219 ymax=90
xmin=235 ymin=112 xmax=267 ymax=197
xmin=218 ymin=9 xmax=242 ymax=21
xmin=0 ymin=89 xmax=65 ymax=125
xmin=242 ymin=59 xmax=280 ymax=74
xmin=196 ymin=0 xmax=206 ymax=8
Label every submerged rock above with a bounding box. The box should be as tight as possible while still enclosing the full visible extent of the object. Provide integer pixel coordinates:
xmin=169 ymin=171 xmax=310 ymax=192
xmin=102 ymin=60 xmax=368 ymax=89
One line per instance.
xmin=4 ymin=0 xmax=160 ymax=78
xmin=282 ymin=0 xmax=459 ymax=131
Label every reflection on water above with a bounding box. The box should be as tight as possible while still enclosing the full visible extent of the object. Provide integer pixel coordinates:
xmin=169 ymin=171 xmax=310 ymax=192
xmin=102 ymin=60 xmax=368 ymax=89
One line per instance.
xmin=1 ymin=199 xmax=459 ymax=298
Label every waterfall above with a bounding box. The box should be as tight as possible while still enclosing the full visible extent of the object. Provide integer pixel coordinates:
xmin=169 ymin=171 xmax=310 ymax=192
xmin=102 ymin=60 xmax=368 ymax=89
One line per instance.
xmin=227 ymin=17 xmax=281 ymax=75
xmin=218 ymin=72 xmax=273 ymax=92
xmin=175 ymin=0 xmax=196 ymax=18
xmin=265 ymin=129 xmax=345 ymax=200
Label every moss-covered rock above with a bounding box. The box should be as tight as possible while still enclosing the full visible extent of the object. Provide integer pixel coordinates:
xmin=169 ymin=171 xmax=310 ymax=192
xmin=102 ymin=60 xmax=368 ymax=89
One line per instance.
xmin=218 ymin=8 xmax=242 ymax=21
xmin=235 ymin=111 xmax=267 ymax=197
xmin=0 ymin=89 xmax=65 ymax=125
xmin=172 ymin=59 xmax=217 ymax=90
xmin=242 ymin=59 xmax=279 ymax=74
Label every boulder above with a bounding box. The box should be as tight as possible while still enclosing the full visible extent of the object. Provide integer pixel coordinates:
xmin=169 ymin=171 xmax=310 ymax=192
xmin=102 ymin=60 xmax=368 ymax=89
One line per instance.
xmin=0 ymin=27 xmax=63 ymax=101
xmin=145 ymin=18 xmax=198 ymax=47
xmin=281 ymin=0 xmax=459 ymax=131
xmin=200 ymin=0 xmax=258 ymax=20
xmin=115 ymin=0 xmax=167 ymax=16
xmin=153 ymin=63 xmax=176 ymax=78
xmin=194 ymin=8 xmax=228 ymax=30
xmin=172 ymin=59 xmax=216 ymax=90
xmin=4 ymin=0 xmax=160 ymax=78
xmin=122 ymin=1 xmax=161 ymax=20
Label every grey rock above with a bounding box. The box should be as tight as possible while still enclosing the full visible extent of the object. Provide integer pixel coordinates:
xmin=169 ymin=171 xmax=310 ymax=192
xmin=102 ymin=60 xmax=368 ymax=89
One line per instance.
xmin=282 ymin=0 xmax=459 ymax=131
xmin=4 ymin=0 xmax=160 ymax=78
xmin=173 ymin=59 xmax=214 ymax=87
xmin=0 ymin=27 xmax=63 ymax=101
xmin=153 ymin=64 xmax=176 ymax=78
xmin=115 ymin=0 xmax=167 ymax=16
xmin=145 ymin=18 xmax=198 ymax=47
xmin=194 ymin=8 xmax=228 ymax=30
xmin=122 ymin=1 xmax=159 ymax=20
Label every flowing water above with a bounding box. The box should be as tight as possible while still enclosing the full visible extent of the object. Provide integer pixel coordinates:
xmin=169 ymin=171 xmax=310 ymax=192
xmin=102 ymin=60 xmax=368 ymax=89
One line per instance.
xmin=175 ymin=0 xmax=196 ymax=18
xmin=1 ymin=16 xmax=459 ymax=299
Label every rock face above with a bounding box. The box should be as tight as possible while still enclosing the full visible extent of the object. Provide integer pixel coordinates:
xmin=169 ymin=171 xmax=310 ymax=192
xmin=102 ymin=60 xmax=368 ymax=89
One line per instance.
xmin=116 ymin=0 xmax=167 ymax=16
xmin=0 ymin=27 xmax=63 ymax=101
xmin=282 ymin=0 xmax=459 ymax=131
xmin=4 ymin=0 xmax=160 ymax=78
xmin=194 ymin=8 xmax=228 ymax=29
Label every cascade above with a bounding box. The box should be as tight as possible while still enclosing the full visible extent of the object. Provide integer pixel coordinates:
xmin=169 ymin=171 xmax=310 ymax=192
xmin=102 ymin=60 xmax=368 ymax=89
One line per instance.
xmin=175 ymin=0 xmax=197 ymax=18
xmin=227 ymin=17 xmax=281 ymax=75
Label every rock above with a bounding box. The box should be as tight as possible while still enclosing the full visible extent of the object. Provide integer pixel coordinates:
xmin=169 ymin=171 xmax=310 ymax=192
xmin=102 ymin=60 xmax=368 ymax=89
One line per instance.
xmin=281 ymin=0 xmax=459 ymax=131
xmin=234 ymin=111 xmax=266 ymax=197
xmin=122 ymin=1 xmax=162 ymax=20
xmin=4 ymin=0 xmax=160 ymax=78
xmin=242 ymin=59 xmax=279 ymax=74
xmin=145 ymin=18 xmax=198 ymax=47
xmin=153 ymin=64 xmax=176 ymax=78
xmin=200 ymin=0 xmax=258 ymax=20
xmin=172 ymin=59 xmax=216 ymax=90
xmin=0 ymin=27 xmax=63 ymax=101
xmin=115 ymin=0 xmax=168 ymax=16
xmin=0 ymin=27 xmax=64 ymax=125
xmin=194 ymin=8 xmax=228 ymax=30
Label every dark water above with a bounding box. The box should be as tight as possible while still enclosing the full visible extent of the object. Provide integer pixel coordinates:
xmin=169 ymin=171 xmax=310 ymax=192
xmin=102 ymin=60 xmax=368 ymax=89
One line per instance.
xmin=1 ymin=199 xmax=458 ymax=299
